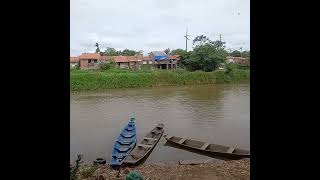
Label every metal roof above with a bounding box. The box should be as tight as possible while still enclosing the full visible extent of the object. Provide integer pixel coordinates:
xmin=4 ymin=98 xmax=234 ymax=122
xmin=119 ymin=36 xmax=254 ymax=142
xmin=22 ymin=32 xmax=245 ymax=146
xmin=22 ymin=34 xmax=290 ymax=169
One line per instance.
xmin=151 ymin=51 xmax=167 ymax=56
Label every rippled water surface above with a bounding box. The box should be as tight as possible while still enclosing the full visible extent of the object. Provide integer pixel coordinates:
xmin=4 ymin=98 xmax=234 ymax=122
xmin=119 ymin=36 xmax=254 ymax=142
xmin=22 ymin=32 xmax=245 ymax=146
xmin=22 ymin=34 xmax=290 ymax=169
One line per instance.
xmin=71 ymin=84 xmax=250 ymax=164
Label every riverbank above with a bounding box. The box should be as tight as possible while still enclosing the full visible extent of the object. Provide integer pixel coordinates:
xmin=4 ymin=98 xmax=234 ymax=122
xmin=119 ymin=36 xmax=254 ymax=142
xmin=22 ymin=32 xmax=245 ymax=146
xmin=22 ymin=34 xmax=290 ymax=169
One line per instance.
xmin=74 ymin=159 xmax=250 ymax=180
xmin=70 ymin=68 xmax=250 ymax=91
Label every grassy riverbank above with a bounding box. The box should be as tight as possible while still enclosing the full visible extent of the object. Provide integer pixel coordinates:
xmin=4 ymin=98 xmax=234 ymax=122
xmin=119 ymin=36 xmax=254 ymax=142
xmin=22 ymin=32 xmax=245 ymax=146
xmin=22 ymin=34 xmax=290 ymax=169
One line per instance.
xmin=73 ymin=159 xmax=250 ymax=180
xmin=70 ymin=67 xmax=249 ymax=91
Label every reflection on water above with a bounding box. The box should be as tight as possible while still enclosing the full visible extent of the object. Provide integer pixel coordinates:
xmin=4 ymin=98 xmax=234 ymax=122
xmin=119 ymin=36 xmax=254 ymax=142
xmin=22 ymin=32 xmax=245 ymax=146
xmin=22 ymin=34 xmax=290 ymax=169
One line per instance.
xmin=71 ymin=84 xmax=250 ymax=164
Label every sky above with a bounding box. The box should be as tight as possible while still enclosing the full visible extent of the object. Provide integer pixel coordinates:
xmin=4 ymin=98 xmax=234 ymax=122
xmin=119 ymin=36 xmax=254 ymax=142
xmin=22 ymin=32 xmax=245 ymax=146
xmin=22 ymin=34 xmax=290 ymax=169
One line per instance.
xmin=70 ymin=0 xmax=250 ymax=56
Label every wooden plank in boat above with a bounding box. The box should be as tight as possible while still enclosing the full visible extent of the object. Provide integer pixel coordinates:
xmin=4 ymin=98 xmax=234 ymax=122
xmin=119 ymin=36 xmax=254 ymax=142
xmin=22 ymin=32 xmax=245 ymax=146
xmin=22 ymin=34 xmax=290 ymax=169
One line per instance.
xmin=178 ymin=138 xmax=187 ymax=144
xmin=227 ymin=147 xmax=236 ymax=153
xmin=121 ymin=133 xmax=134 ymax=138
xmin=143 ymin=137 xmax=158 ymax=141
xmin=165 ymin=135 xmax=173 ymax=140
xmin=137 ymin=144 xmax=153 ymax=148
xmin=130 ymin=154 xmax=143 ymax=159
xmin=151 ymin=130 xmax=161 ymax=134
xmin=116 ymin=147 xmax=130 ymax=152
xmin=200 ymin=143 xmax=210 ymax=150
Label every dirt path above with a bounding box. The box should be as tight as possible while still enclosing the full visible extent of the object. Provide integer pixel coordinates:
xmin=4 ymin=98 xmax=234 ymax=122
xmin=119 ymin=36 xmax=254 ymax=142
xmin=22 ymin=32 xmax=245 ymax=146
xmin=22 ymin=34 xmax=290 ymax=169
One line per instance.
xmin=77 ymin=159 xmax=250 ymax=180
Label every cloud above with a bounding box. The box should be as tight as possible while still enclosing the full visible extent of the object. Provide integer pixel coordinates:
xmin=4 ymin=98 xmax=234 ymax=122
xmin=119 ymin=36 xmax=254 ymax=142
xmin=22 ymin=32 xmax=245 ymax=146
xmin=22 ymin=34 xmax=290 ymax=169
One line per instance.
xmin=71 ymin=0 xmax=250 ymax=56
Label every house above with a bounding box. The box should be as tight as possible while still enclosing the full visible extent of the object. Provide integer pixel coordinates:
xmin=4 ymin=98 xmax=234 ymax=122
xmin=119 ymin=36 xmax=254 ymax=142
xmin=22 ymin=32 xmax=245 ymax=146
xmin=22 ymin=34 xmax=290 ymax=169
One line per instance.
xmin=150 ymin=51 xmax=180 ymax=69
xmin=79 ymin=53 xmax=102 ymax=70
xmin=168 ymin=55 xmax=181 ymax=69
xmin=100 ymin=55 xmax=143 ymax=69
xmin=142 ymin=56 xmax=152 ymax=64
xmin=70 ymin=57 xmax=79 ymax=68
xmin=226 ymin=56 xmax=249 ymax=66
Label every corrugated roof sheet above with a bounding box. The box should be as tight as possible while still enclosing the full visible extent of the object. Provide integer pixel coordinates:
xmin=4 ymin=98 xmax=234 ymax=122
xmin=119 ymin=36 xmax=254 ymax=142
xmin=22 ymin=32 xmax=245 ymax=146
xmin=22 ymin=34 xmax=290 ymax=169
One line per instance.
xmin=151 ymin=51 xmax=167 ymax=56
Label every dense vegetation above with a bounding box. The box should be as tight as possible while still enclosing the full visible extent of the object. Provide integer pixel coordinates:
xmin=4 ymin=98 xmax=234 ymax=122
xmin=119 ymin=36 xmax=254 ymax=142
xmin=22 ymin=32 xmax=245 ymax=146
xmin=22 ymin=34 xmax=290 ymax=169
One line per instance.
xmin=70 ymin=65 xmax=249 ymax=91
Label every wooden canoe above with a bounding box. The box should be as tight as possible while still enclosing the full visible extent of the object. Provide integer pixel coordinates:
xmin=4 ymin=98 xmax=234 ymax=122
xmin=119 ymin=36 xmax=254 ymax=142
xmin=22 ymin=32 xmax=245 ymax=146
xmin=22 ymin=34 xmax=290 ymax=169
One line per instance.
xmin=110 ymin=118 xmax=137 ymax=166
xmin=164 ymin=135 xmax=250 ymax=159
xmin=124 ymin=123 xmax=164 ymax=165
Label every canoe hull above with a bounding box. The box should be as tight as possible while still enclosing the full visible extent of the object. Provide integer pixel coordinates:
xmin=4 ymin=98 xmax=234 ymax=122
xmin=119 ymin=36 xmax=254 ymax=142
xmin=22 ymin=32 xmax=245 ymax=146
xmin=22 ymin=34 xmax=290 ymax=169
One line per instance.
xmin=164 ymin=135 xmax=250 ymax=160
xmin=110 ymin=120 xmax=137 ymax=166
xmin=124 ymin=124 xmax=164 ymax=165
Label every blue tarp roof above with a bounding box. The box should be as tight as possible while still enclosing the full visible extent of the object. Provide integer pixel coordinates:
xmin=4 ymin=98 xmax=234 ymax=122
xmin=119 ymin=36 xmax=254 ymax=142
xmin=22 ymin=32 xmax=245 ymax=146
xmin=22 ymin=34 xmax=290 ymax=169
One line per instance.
xmin=152 ymin=51 xmax=168 ymax=61
xmin=154 ymin=56 xmax=167 ymax=61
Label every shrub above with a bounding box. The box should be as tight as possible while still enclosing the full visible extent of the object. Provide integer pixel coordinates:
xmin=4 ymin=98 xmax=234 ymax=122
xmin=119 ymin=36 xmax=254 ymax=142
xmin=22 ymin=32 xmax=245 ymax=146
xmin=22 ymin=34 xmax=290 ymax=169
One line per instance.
xmin=100 ymin=62 xmax=113 ymax=71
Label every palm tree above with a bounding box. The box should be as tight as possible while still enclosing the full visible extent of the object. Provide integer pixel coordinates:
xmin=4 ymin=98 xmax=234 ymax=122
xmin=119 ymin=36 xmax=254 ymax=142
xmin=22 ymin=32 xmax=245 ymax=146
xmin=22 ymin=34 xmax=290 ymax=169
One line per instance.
xmin=95 ymin=43 xmax=100 ymax=53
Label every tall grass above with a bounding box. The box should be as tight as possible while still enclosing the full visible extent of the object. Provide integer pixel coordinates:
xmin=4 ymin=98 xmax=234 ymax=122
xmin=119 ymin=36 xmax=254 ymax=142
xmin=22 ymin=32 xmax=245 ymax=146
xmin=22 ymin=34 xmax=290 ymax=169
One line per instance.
xmin=70 ymin=68 xmax=249 ymax=91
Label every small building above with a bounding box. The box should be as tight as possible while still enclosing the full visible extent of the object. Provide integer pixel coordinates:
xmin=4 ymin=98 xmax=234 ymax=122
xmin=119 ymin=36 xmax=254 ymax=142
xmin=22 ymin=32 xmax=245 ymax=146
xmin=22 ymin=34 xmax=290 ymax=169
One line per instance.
xmin=79 ymin=53 xmax=102 ymax=70
xmin=168 ymin=55 xmax=181 ymax=69
xmin=142 ymin=56 xmax=152 ymax=64
xmin=150 ymin=51 xmax=180 ymax=69
xmin=226 ymin=56 xmax=249 ymax=66
xmin=70 ymin=57 xmax=79 ymax=68
xmin=101 ymin=55 xmax=143 ymax=69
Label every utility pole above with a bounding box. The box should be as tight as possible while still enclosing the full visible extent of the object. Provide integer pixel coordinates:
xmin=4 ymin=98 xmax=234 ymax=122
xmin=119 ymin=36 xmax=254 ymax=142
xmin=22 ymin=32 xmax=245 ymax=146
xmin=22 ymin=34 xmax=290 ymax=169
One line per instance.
xmin=184 ymin=28 xmax=190 ymax=52
xmin=218 ymin=34 xmax=222 ymax=49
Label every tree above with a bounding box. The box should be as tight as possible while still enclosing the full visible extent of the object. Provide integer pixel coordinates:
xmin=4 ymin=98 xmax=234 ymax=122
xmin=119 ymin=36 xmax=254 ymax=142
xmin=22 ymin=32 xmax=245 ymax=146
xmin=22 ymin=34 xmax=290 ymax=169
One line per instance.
xmin=192 ymin=35 xmax=209 ymax=46
xmin=242 ymin=50 xmax=250 ymax=58
xmin=231 ymin=50 xmax=241 ymax=57
xmin=121 ymin=49 xmax=137 ymax=56
xmin=95 ymin=43 xmax=100 ymax=53
xmin=171 ymin=49 xmax=191 ymax=60
xmin=164 ymin=48 xmax=170 ymax=55
xmin=184 ymin=35 xmax=228 ymax=71
xmin=104 ymin=47 xmax=119 ymax=56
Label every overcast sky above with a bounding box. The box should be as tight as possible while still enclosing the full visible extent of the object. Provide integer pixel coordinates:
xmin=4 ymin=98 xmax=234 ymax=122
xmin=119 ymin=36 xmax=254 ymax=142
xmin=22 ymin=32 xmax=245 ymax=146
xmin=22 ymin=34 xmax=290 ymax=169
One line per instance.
xmin=70 ymin=0 xmax=250 ymax=56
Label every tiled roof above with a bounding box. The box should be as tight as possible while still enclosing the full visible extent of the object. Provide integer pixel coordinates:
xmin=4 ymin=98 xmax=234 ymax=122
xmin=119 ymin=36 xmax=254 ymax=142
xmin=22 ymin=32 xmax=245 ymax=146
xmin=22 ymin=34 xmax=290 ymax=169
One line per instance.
xmin=100 ymin=55 xmax=143 ymax=63
xmin=168 ymin=55 xmax=181 ymax=60
xmin=70 ymin=57 xmax=79 ymax=63
xmin=79 ymin=53 xmax=100 ymax=60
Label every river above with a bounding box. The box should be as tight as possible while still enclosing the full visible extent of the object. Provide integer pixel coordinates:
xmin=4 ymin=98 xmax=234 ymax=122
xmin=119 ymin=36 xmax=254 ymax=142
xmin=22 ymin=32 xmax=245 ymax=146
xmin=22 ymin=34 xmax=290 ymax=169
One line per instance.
xmin=70 ymin=83 xmax=250 ymax=164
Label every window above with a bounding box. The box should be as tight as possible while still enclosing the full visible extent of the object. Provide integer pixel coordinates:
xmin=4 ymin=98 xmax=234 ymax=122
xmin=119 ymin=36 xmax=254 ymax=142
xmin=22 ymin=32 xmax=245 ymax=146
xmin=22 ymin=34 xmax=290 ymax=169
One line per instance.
xmin=94 ymin=59 xmax=97 ymax=63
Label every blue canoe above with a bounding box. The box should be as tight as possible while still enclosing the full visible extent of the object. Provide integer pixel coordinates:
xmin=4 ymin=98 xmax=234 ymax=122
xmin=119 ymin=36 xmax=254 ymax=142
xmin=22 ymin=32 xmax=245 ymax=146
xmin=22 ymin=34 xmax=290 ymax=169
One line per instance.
xmin=110 ymin=117 xmax=137 ymax=166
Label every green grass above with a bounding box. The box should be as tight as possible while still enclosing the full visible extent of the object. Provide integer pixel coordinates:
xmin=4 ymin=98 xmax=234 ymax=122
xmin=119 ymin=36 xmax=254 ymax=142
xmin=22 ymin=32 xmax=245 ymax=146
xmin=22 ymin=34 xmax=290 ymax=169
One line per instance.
xmin=70 ymin=68 xmax=250 ymax=91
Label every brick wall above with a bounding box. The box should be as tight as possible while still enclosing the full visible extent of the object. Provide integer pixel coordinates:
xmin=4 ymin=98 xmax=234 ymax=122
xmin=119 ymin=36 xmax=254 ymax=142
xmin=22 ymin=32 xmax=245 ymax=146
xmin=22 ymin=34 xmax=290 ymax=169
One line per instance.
xmin=80 ymin=59 xmax=89 ymax=69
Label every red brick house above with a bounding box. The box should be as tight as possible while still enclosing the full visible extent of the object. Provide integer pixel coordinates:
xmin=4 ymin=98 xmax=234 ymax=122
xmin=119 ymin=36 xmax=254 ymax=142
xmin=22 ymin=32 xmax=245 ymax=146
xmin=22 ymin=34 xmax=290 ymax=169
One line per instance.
xmin=168 ymin=55 xmax=181 ymax=69
xmin=150 ymin=51 xmax=181 ymax=69
xmin=70 ymin=57 xmax=79 ymax=68
xmin=71 ymin=52 xmax=182 ymax=70
xmin=79 ymin=53 xmax=101 ymax=70
xmin=142 ymin=56 xmax=152 ymax=64
xmin=103 ymin=55 xmax=143 ymax=69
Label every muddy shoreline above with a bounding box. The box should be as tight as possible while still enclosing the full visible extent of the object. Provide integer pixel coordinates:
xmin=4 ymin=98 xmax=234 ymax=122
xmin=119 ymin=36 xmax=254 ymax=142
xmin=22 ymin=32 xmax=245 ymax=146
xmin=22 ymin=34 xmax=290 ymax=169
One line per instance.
xmin=75 ymin=158 xmax=250 ymax=180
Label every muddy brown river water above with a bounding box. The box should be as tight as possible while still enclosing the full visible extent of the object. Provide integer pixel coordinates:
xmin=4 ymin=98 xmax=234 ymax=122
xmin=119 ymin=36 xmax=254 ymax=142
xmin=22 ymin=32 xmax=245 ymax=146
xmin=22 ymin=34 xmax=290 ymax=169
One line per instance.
xmin=70 ymin=83 xmax=250 ymax=164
